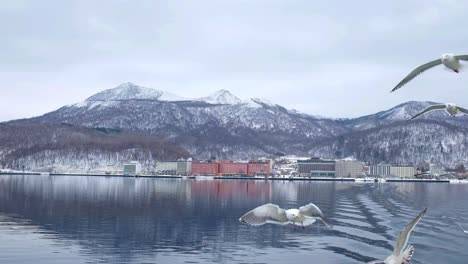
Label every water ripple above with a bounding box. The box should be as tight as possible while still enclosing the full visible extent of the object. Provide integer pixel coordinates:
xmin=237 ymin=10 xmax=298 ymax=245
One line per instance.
xmin=0 ymin=175 xmax=467 ymax=263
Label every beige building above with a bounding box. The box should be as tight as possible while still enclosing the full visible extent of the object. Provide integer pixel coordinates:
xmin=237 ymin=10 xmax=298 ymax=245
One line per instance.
xmin=156 ymin=161 xmax=178 ymax=175
xmin=369 ymin=164 xmax=391 ymax=176
xmin=156 ymin=160 xmax=192 ymax=176
xmin=123 ymin=161 xmax=142 ymax=176
xmin=390 ymin=165 xmax=416 ymax=178
xmin=335 ymin=160 xmax=364 ymax=177
xmin=177 ymin=160 xmax=192 ymax=176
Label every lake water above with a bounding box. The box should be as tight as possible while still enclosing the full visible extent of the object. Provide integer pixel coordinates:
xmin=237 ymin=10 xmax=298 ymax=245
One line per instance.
xmin=0 ymin=175 xmax=466 ymax=264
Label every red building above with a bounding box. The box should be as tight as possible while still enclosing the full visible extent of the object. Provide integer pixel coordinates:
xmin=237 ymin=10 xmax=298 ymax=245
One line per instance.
xmin=219 ymin=162 xmax=248 ymax=176
xmin=217 ymin=160 xmax=233 ymax=164
xmin=191 ymin=159 xmax=272 ymax=176
xmin=192 ymin=162 xmax=219 ymax=176
xmin=247 ymin=160 xmax=271 ymax=176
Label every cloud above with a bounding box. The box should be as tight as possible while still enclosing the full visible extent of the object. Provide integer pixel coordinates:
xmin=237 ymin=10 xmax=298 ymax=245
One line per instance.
xmin=1 ymin=0 xmax=468 ymax=121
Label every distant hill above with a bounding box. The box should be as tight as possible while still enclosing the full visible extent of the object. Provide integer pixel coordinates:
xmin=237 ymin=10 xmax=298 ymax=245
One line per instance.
xmin=3 ymin=82 xmax=468 ymax=171
xmin=0 ymin=123 xmax=189 ymax=173
xmin=338 ymin=101 xmax=468 ymax=130
xmin=9 ymin=82 xmax=348 ymax=160
xmin=308 ymin=120 xmax=468 ymax=166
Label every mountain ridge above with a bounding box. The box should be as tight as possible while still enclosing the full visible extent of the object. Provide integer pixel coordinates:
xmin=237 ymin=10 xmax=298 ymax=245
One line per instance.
xmin=3 ymin=82 xmax=468 ymax=170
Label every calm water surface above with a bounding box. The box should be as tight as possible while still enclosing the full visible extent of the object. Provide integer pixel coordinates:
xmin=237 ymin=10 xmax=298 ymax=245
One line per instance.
xmin=0 ymin=175 xmax=467 ymax=264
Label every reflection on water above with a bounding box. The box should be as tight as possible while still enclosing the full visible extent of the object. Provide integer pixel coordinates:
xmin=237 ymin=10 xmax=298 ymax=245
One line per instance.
xmin=0 ymin=175 xmax=467 ymax=263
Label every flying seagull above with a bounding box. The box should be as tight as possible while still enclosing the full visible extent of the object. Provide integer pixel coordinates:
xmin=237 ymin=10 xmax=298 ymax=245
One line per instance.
xmin=410 ymin=103 xmax=468 ymax=120
xmin=457 ymin=223 xmax=468 ymax=235
xmin=239 ymin=203 xmax=331 ymax=229
xmin=391 ymin=53 xmax=468 ymax=92
xmin=368 ymin=208 xmax=427 ymax=264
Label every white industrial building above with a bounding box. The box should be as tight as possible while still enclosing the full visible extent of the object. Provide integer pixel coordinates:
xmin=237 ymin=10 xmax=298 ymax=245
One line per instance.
xmin=156 ymin=159 xmax=192 ymax=176
xmin=335 ymin=160 xmax=364 ymax=177
xmin=177 ymin=159 xmax=192 ymax=176
xmin=369 ymin=164 xmax=391 ymax=176
xmin=156 ymin=161 xmax=178 ymax=175
xmin=390 ymin=165 xmax=416 ymax=178
xmin=123 ymin=161 xmax=142 ymax=176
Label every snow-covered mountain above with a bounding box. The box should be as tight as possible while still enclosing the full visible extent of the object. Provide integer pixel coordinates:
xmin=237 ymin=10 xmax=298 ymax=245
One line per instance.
xmin=339 ymin=101 xmax=468 ymax=130
xmin=4 ymin=82 xmax=468 ymax=168
xmin=85 ymin=82 xmax=186 ymax=102
xmin=197 ymin=90 xmax=244 ymax=105
xmin=12 ymin=83 xmax=347 ymax=160
xmin=308 ymin=120 xmax=468 ymax=166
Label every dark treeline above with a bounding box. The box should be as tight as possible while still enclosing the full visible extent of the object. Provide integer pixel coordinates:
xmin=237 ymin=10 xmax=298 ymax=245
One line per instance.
xmin=0 ymin=123 xmax=189 ymax=171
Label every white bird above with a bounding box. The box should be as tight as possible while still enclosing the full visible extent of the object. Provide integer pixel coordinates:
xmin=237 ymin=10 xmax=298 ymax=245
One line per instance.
xmin=368 ymin=208 xmax=427 ymax=264
xmin=239 ymin=203 xmax=331 ymax=229
xmin=457 ymin=223 xmax=468 ymax=235
xmin=410 ymin=103 xmax=468 ymax=120
xmin=391 ymin=53 xmax=468 ymax=92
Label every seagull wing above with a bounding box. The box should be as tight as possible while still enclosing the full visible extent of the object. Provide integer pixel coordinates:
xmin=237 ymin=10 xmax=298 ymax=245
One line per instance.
xmin=455 ymin=55 xmax=468 ymax=61
xmin=456 ymin=106 xmax=468 ymax=115
xmin=410 ymin=104 xmax=446 ymax=120
xmin=299 ymin=203 xmax=332 ymax=228
xmin=401 ymin=245 xmax=415 ymax=262
xmin=392 ymin=208 xmax=427 ymax=257
xmin=299 ymin=203 xmax=324 ymax=217
xmin=391 ymin=59 xmax=442 ymax=92
xmin=457 ymin=223 xmax=467 ymax=233
xmin=239 ymin=203 xmax=289 ymax=226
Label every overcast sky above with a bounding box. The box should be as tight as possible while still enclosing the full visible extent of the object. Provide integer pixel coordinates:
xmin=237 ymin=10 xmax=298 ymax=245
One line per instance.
xmin=2 ymin=0 xmax=468 ymax=121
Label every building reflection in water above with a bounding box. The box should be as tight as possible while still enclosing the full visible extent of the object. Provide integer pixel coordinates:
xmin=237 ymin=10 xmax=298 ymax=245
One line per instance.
xmin=0 ymin=175 xmax=465 ymax=264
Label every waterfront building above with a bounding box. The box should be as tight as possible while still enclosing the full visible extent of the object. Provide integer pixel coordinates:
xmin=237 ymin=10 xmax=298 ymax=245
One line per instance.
xmin=429 ymin=164 xmax=446 ymax=176
xmin=123 ymin=161 xmax=141 ymax=176
xmin=274 ymin=158 xmax=298 ymax=176
xmin=219 ymin=162 xmax=248 ymax=176
xmin=297 ymin=158 xmax=335 ymax=177
xmin=335 ymin=160 xmax=364 ymax=177
xmin=281 ymin=155 xmax=312 ymax=163
xmin=390 ymin=165 xmax=416 ymax=178
xmin=247 ymin=160 xmax=271 ymax=176
xmin=217 ymin=160 xmax=233 ymax=164
xmin=369 ymin=164 xmax=391 ymax=176
xmin=192 ymin=161 xmax=219 ymax=176
xmin=363 ymin=165 xmax=370 ymax=175
xmin=156 ymin=161 xmax=178 ymax=175
xmin=155 ymin=159 xmax=192 ymax=176
xmin=177 ymin=159 xmax=192 ymax=176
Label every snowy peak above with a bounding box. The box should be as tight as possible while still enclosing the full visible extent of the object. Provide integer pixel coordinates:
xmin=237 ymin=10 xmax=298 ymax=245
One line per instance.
xmin=342 ymin=100 xmax=450 ymax=130
xmin=198 ymin=90 xmax=243 ymax=105
xmin=377 ymin=101 xmax=437 ymax=120
xmin=86 ymin=82 xmax=185 ymax=102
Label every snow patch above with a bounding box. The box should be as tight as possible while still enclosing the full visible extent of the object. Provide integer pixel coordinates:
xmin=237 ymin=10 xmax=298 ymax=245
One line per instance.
xmin=86 ymin=82 xmax=186 ymax=102
xmin=198 ymin=90 xmax=243 ymax=105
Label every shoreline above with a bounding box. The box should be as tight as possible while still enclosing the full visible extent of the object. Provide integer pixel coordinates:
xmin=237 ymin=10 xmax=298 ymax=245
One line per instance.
xmin=0 ymin=172 xmax=461 ymax=183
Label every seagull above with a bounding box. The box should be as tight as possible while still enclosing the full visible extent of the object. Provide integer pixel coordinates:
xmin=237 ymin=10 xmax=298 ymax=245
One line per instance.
xmin=239 ymin=203 xmax=331 ymax=230
xmin=410 ymin=103 xmax=468 ymax=120
xmin=368 ymin=208 xmax=427 ymax=264
xmin=457 ymin=223 xmax=468 ymax=235
xmin=391 ymin=53 xmax=468 ymax=92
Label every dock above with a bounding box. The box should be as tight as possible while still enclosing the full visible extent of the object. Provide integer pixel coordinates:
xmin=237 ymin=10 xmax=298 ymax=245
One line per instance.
xmin=0 ymin=171 xmax=461 ymax=183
